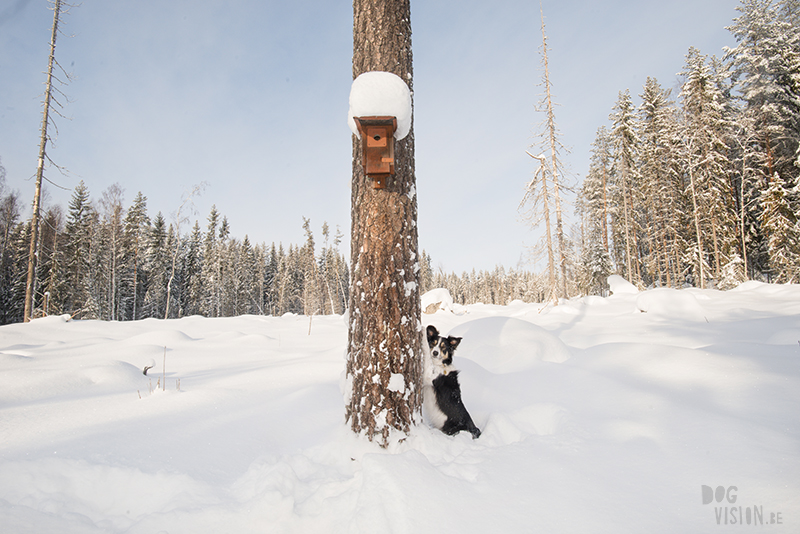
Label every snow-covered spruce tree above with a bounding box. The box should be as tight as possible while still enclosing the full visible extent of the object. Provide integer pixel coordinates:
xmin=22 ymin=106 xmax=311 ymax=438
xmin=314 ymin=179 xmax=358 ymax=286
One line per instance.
xmin=62 ymin=181 xmax=95 ymax=318
xmin=141 ymin=212 xmax=168 ymax=319
xmin=253 ymin=243 xmax=268 ymax=315
xmin=718 ymin=252 xmax=748 ymax=289
xmin=759 ymin=174 xmax=800 ymax=282
xmin=0 ymin=187 xmax=23 ymax=324
xmin=578 ymin=231 xmax=612 ymax=296
xmin=727 ymin=0 xmax=800 ymax=185
xmin=238 ymin=235 xmax=260 ymax=315
xmin=4 ymin=221 xmax=29 ymax=323
xmin=726 ymin=0 xmax=800 ymax=280
xmin=418 ymin=249 xmax=433 ymax=294
xmin=217 ymin=236 xmax=236 ymax=316
xmin=200 ymin=206 xmax=221 ymax=317
xmin=264 ymin=243 xmax=279 ymax=315
xmin=274 ymin=244 xmax=291 ymax=315
xmin=609 ymin=90 xmax=640 ymax=285
xmin=0 ymin=187 xmax=20 ymax=279
xmin=319 ymin=222 xmax=348 ymax=315
xmin=576 ymin=173 xmax=612 ymax=296
xmin=709 ymin=54 xmax=753 ymax=284
xmin=346 ymin=0 xmax=422 ymax=447
xmin=679 ymin=48 xmax=738 ymax=286
xmin=301 ymin=217 xmax=321 ymax=317
xmin=216 ymin=217 xmax=234 ymax=317
xmin=585 ymin=127 xmax=613 ymax=256
xmin=637 ymin=77 xmax=684 ymax=287
xmin=275 ymin=244 xmax=303 ymax=315
xmin=727 ymin=109 xmax=766 ymax=278
xmin=35 ymin=206 xmax=64 ymax=317
xmin=162 ymin=224 xmax=184 ymax=319
xmin=119 ymin=192 xmax=148 ymax=320
xmin=183 ymin=221 xmax=203 ymax=316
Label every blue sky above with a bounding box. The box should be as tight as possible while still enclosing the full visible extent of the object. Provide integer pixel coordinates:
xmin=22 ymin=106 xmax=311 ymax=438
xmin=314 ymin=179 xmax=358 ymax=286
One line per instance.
xmin=1 ymin=0 xmax=739 ymax=274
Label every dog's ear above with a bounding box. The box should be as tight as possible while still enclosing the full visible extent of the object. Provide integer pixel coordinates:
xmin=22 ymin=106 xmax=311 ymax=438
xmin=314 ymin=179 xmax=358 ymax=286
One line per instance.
xmin=447 ymin=336 xmax=462 ymax=350
xmin=426 ymin=325 xmax=439 ymax=342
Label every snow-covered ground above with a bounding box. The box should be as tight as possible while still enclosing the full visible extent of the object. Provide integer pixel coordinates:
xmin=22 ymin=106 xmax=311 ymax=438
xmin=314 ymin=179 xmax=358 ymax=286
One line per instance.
xmin=1 ymin=280 xmax=799 ymax=533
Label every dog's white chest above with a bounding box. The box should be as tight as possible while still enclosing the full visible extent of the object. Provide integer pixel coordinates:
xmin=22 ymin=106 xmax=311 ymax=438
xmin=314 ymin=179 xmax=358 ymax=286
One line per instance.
xmin=421 ymin=340 xmax=450 ymax=428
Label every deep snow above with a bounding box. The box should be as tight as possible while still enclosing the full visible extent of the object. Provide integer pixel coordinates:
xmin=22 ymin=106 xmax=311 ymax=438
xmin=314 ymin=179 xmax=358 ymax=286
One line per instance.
xmin=1 ymin=281 xmax=799 ymax=533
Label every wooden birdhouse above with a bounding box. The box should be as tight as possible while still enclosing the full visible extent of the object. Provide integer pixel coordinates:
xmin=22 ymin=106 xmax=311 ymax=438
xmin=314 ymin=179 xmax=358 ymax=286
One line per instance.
xmin=354 ymin=116 xmax=397 ymax=189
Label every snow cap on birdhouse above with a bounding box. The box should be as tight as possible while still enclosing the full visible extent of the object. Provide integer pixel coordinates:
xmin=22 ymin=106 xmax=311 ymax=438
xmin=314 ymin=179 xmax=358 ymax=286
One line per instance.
xmin=348 ymin=71 xmax=412 ymax=140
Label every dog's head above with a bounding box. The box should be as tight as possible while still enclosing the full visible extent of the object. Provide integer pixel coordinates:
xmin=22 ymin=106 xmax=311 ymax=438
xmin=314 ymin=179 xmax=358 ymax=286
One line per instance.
xmin=426 ymin=325 xmax=461 ymax=366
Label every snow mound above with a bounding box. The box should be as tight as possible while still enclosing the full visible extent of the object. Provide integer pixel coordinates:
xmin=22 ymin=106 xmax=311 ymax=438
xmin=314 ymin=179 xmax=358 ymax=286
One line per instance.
xmin=635 ymin=288 xmax=708 ymax=322
xmin=347 ymin=71 xmax=412 ymax=140
xmin=482 ymin=403 xmax=568 ymax=446
xmin=607 ymin=274 xmax=638 ymax=295
xmin=0 ymin=360 xmax=147 ymax=404
xmin=583 ymin=295 xmax=608 ymax=307
xmin=31 ymin=314 xmax=72 ymax=324
xmin=449 ymin=316 xmax=571 ymax=373
xmin=0 ymin=458 xmax=215 ymax=530
xmin=125 ymin=328 xmax=196 ymax=347
xmin=421 ymin=288 xmax=464 ymax=314
xmin=730 ymin=280 xmax=770 ymax=292
xmin=767 ymin=329 xmax=800 ymax=345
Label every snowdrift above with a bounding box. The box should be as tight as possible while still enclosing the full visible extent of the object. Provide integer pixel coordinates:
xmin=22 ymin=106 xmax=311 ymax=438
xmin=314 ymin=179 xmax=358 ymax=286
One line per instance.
xmin=1 ymin=281 xmax=799 ymax=533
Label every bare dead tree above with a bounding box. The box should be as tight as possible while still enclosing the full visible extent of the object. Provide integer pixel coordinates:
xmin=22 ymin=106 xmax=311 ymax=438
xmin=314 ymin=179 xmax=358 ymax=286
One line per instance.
xmin=24 ymin=0 xmax=73 ymax=322
xmin=539 ymin=7 xmax=568 ymax=300
xmin=520 ymin=152 xmax=555 ymax=294
xmin=520 ymin=6 xmax=569 ymax=302
xmin=164 ymin=183 xmax=206 ymax=320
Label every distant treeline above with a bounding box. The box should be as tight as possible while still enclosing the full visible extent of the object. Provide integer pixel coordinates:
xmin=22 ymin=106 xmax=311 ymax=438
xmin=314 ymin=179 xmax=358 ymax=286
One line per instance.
xmin=0 ymin=180 xmax=349 ymax=324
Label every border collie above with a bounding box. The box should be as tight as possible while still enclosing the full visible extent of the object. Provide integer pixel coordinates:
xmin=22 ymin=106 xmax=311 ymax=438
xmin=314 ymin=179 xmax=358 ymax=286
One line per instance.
xmin=422 ymin=325 xmax=481 ymax=439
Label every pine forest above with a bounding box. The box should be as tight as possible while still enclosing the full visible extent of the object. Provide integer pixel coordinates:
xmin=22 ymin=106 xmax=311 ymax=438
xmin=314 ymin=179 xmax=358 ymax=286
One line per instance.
xmin=0 ymin=181 xmax=350 ymax=324
xmin=573 ymin=0 xmax=800 ymax=294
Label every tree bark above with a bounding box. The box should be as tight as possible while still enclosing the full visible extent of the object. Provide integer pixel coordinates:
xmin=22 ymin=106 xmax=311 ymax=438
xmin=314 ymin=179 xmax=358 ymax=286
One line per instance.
xmin=346 ymin=0 xmax=422 ymax=447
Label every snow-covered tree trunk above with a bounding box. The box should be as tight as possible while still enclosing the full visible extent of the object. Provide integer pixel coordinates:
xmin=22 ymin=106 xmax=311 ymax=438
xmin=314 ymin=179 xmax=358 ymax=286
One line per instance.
xmin=345 ymin=0 xmax=422 ymax=447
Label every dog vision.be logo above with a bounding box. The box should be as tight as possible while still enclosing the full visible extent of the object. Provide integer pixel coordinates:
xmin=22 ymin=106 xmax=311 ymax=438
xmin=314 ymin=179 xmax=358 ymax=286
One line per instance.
xmin=701 ymin=485 xmax=784 ymax=526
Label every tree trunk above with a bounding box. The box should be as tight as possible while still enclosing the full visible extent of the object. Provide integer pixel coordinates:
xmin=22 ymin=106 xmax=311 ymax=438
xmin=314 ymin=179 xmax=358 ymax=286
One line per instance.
xmin=346 ymin=0 xmax=422 ymax=447
xmin=621 ymin=166 xmax=634 ymax=282
xmin=540 ymin=6 xmax=567 ymax=300
xmin=601 ymin=161 xmax=609 ymax=254
xmin=688 ymin=156 xmax=706 ymax=288
xmin=25 ymin=0 xmax=62 ymax=322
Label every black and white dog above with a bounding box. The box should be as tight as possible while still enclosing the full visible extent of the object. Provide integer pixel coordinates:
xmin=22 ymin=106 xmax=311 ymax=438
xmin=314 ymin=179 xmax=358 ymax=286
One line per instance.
xmin=422 ymin=325 xmax=481 ymax=439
